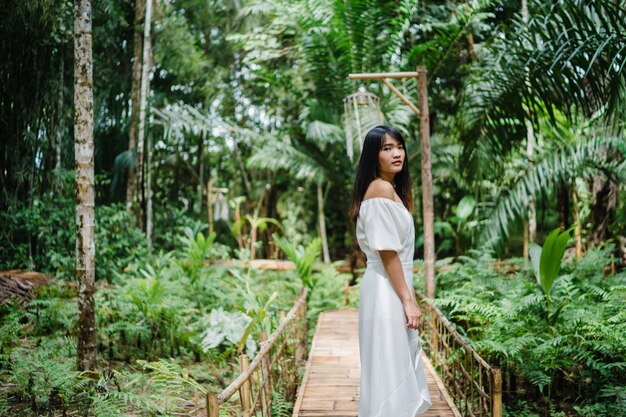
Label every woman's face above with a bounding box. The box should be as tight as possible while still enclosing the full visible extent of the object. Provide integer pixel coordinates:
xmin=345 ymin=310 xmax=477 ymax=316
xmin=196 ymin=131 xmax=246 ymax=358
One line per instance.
xmin=378 ymin=134 xmax=405 ymax=177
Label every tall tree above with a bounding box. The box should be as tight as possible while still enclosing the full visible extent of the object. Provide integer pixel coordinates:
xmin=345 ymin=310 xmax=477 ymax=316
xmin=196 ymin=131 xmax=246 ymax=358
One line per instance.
xmin=74 ymin=0 xmax=98 ymax=373
xmin=126 ymin=0 xmax=145 ymax=211
xmin=135 ymin=0 xmax=153 ymax=229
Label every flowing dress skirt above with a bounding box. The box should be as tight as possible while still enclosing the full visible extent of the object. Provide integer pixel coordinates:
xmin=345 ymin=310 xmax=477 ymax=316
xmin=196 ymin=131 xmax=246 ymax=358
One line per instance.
xmin=358 ymin=260 xmax=432 ymax=417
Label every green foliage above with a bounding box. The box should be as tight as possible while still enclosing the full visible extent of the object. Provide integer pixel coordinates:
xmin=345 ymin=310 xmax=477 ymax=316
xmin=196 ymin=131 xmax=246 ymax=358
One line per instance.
xmin=433 ymin=195 xmax=479 ymax=255
xmin=227 ymin=268 xmax=279 ymax=352
xmin=529 ymin=227 xmax=573 ymax=297
xmin=273 ymin=233 xmax=321 ymax=291
xmin=306 ymin=267 xmax=352 ymax=327
xmin=460 ymin=0 xmax=626 ymax=162
xmin=137 ymin=358 xmax=207 ymax=395
xmin=433 ymin=248 xmax=626 ymax=415
xmin=529 ymin=227 xmax=575 ymax=328
xmin=480 ymin=134 xmax=625 ymax=249
xmin=270 ymin=388 xmax=293 ymax=417
xmin=5 ymin=337 xmax=82 ymax=414
xmin=0 ymin=197 xmax=148 ymax=281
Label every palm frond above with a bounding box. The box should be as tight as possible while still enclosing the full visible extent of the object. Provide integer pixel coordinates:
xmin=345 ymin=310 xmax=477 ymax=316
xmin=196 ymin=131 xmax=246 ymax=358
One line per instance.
xmin=152 ymin=103 xmax=216 ymax=142
xmin=460 ymin=0 xmax=626 ymax=163
xmin=246 ymin=137 xmax=325 ymax=182
xmin=480 ymin=135 xmax=624 ymax=249
xmin=305 ymin=120 xmax=344 ymax=145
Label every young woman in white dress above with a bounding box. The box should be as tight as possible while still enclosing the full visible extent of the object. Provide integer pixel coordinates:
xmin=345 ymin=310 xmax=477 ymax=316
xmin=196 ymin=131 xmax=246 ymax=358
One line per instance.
xmin=350 ymin=125 xmax=432 ymax=417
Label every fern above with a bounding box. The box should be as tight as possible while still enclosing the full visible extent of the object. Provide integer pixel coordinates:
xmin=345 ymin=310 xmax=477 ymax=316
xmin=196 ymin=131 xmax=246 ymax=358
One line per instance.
xmin=270 ymin=389 xmax=293 ymax=417
xmin=435 ymin=247 xmax=626 ymax=404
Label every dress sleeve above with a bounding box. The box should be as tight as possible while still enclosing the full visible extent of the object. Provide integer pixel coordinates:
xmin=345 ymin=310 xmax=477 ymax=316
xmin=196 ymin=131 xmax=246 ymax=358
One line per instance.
xmin=360 ymin=199 xmax=403 ymax=252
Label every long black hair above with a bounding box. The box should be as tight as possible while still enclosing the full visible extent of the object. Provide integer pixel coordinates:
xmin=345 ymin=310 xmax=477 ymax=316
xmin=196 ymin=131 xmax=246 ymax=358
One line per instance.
xmin=350 ymin=125 xmax=413 ymax=221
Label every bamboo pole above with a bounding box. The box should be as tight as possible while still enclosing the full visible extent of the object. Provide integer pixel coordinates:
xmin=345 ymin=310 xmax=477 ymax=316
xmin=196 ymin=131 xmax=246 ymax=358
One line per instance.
xmin=206 ymin=392 xmax=219 ymax=417
xmin=349 ymin=71 xmax=419 ymax=79
xmin=260 ymin=332 xmax=271 ymax=416
xmin=317 ymin=181 xmax=331 ymax=263
xmin=417 ymin=66 xmax=436 ymax=298
xmin=239 ymin=354 xmax=252 ymax=412
xmin=492 ymin=368 xmax=502 ymax=417
xmin=380 ymin=78 xmax=420 ymax=116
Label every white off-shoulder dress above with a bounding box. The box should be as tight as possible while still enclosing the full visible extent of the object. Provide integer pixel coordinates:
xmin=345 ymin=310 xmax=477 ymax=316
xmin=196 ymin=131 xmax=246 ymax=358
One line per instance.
xmin=356 ymin=197 xmax=432 ymax=417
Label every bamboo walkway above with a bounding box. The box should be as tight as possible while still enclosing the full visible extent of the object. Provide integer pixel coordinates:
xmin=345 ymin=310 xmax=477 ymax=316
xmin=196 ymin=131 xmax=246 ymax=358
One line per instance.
xmin=293 ymin=309 xmax=461 ymax=417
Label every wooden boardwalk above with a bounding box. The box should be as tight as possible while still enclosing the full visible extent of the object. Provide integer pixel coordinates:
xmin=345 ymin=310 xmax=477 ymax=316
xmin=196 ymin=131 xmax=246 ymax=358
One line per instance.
xmin=293 ymin=309 xmax=461 ymax=417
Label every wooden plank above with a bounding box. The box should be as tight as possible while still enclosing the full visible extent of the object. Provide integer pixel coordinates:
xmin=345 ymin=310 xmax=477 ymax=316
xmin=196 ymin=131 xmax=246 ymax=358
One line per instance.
xmin=293 ymin=309 xmax=461 ymax=417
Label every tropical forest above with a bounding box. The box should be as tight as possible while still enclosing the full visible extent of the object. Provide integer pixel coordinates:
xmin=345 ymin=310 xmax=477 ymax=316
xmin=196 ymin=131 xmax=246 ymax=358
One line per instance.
xmin=0 ymin=0 xmax=624 ymax=416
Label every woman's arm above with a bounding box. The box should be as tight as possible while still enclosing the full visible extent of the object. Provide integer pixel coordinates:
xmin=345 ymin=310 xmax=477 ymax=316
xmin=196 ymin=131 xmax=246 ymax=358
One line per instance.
xmin=380 ymin=250 xmax=421 ymax=330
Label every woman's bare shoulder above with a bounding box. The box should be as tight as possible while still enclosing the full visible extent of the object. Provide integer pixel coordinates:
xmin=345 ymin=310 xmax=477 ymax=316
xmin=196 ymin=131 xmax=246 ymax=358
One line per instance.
xmin=363 ymin=179 xmax=395 ymax=200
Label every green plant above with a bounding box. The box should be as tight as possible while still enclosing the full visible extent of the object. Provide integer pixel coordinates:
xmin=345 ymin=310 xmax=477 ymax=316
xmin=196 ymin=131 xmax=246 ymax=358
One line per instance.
xmin=232 ymin=212 xmax=282 ymax=261
xmin=227 ymin=268 xmax=278 ymax=354
xmin=270 ymin=389 xmax=293 ymax=417
xmin=433 ymin=248 xmax=626 ymax=415
xmin=195 ymin=307 xmax=257 ymax=357
xmin=273 ymin=233 xmax=321 ymax=292
xmin=124 ymin=265 xmax=186 ymax=357
xmin=434 ymin=195 xmax=477 ymax=255
xmin=137 ymin=358 xmax=207 ymax=395
xmin=529 ymin=226 xmax=574 ymax=327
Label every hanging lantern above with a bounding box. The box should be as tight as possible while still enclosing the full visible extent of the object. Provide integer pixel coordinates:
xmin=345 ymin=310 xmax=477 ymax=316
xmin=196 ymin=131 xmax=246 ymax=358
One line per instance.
xmin=343 ymin=85 xmax=383 ymax=162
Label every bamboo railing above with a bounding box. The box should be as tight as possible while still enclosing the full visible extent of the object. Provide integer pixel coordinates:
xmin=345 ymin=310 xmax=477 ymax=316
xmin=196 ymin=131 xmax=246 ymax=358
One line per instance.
xmin=416 ymin=291 xmax=502 ymax=417
xmin=206 ymin=288 xmax=308 ymax=417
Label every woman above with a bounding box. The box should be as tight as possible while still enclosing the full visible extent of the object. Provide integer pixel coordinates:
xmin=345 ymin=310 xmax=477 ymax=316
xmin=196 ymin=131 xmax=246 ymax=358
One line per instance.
xmin=350 ymin=125 xmax=432 ymax=417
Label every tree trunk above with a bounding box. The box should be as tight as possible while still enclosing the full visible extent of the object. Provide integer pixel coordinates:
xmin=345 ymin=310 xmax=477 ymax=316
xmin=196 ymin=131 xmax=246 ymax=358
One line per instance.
xmin=317 ymin=181 xmax=330 ymax=263
xmin=74 ymin=0 xmax=98 ymax=374
xmin=557 ymin=185 xmax=570 ymax=228
xmin=136 ymin=0 xmax=153 ymax=229
xmin=523 ymin=219 xmax=529 ymax=260
xmin=589 ymin=175 xmax=618 ymax=246
xmin=572 ymin=187 xmax=583 ymax=259
xmin=126 ymin=0 xmax=144 ymax=211
xmin=522 ymin=0 xmax=537 ymax=256
xmin=465 ymin=1 xmax=476 ymax=61
xmin=197 ymin=135 xmax=204 ymax=214
xmin=146 ymin=131 xmax=153 ymax=252
xmin=55 ymin=59 xmax=64 ymax=173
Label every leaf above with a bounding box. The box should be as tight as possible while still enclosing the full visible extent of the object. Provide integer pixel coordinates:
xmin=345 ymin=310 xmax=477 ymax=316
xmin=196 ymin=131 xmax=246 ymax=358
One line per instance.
xmin=456 ymin=195 xmax=476 ymax=221
xmin=539 ymin=228 xmax=562 ymax=295
xmin=529 ymin=242 xmax=542 ymax=287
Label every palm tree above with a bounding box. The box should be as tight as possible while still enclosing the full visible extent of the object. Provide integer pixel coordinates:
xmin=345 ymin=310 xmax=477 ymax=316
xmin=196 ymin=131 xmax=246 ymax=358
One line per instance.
xmin=460 ymin=0 xmax=626 ymax=162
xmin=74 ymin=0 xmax=98 ymax=373
xmin=459 ymin=0 xmax=626 ymax=249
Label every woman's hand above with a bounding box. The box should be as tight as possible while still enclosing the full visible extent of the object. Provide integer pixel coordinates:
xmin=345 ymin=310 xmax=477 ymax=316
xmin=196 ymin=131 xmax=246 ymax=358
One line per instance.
xmin=402 ymin=299 xmax=422 ymax=330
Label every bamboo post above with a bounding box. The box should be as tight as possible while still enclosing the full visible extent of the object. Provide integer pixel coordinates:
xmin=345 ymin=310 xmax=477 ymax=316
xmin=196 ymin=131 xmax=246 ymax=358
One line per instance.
xmin=492 ymin=368 xmax=502 ymax=417
xmin=430 ymin=308 xmax=438 ymax=365
xmin=343 ymin=279 xmax=350 ymax=306
xmin=260 ymin=332 xmax=271 ymax=415
xmin=239 ymin=354 xmax=252 ymax=412
xmin=416 ymin=66 xmax=436 ymax=299
xmin=317 ymin=181 xmax=331 ymax=263
xmin=206 ymin=392 xmax=219 ymax=417
xmin=296 ymin=299 xmax=308 ymax=368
